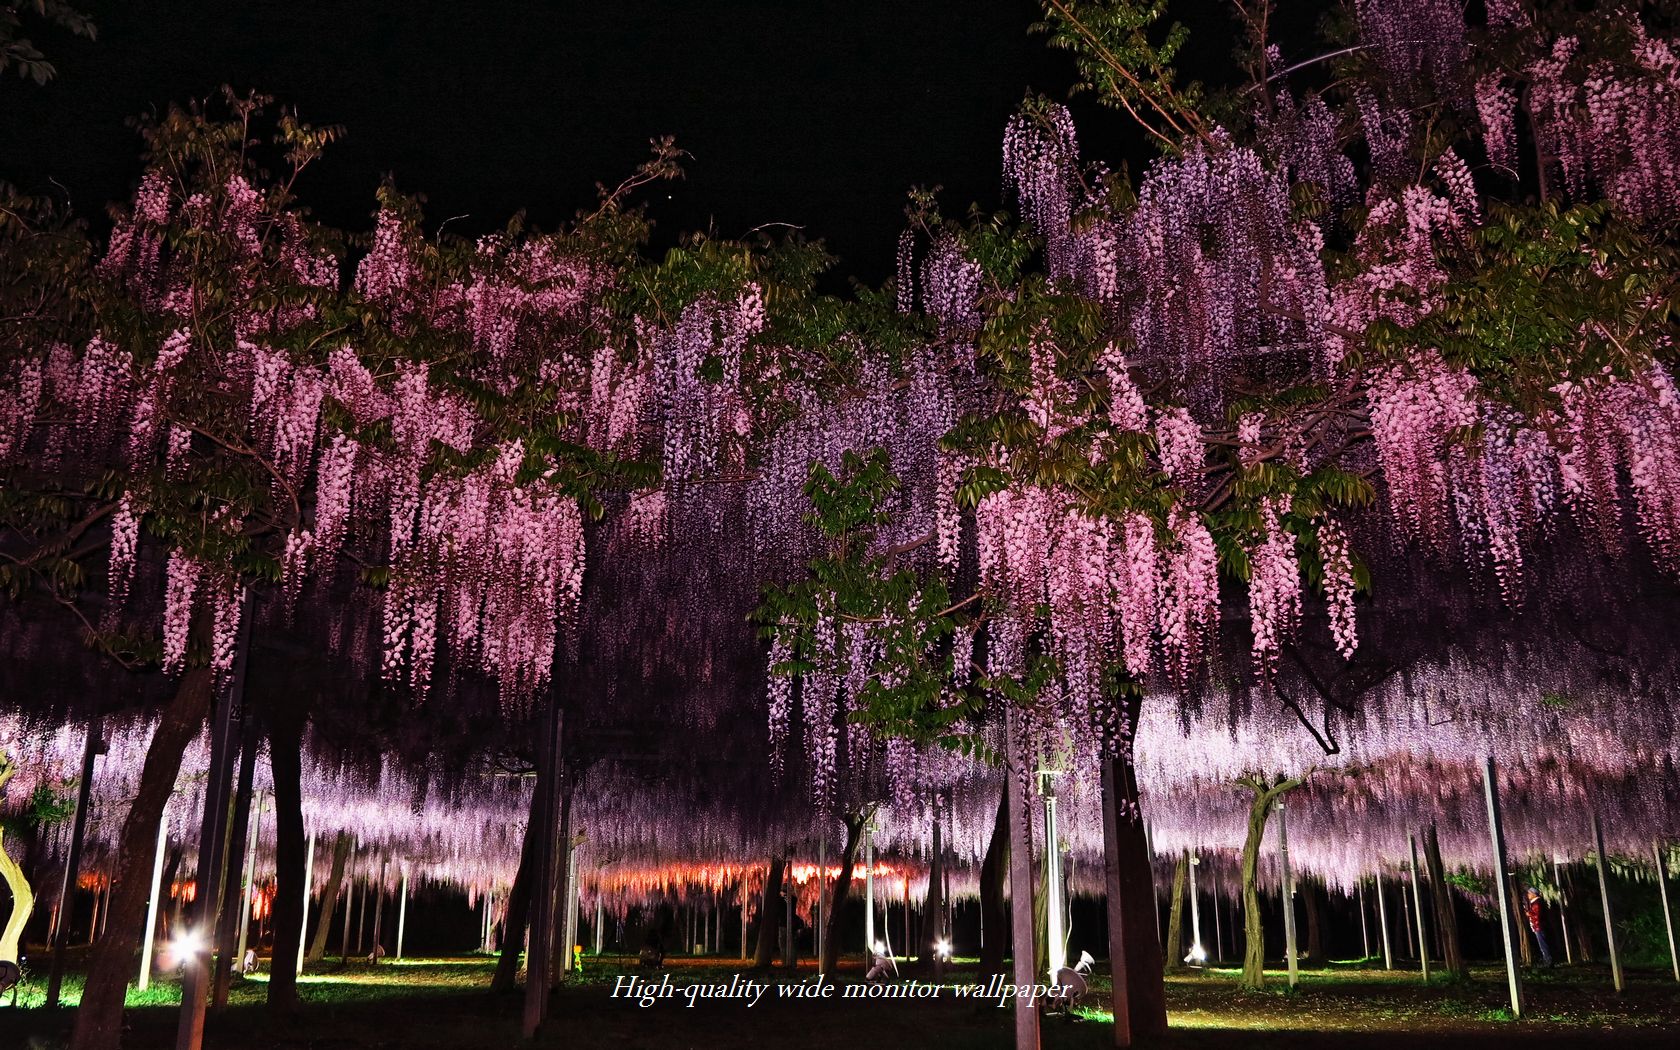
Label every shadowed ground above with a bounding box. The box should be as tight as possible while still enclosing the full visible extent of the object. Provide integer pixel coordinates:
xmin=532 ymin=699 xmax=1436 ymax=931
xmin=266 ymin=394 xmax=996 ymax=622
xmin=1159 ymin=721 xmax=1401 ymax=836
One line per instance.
xmin=2 ymin=954 xmax=1677 ymax=1048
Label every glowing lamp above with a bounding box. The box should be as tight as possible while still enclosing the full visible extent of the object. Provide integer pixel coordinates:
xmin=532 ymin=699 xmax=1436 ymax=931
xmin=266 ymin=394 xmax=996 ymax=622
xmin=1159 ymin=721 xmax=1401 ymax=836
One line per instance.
xmin=933 ymin=937 xmax=953 ymax=960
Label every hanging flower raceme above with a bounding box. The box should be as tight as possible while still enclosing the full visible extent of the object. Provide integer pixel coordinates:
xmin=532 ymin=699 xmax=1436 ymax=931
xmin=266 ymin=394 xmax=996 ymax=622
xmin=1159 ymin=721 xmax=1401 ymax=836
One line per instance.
xmin=1247 ymin=496 xmax=1302 ymax=679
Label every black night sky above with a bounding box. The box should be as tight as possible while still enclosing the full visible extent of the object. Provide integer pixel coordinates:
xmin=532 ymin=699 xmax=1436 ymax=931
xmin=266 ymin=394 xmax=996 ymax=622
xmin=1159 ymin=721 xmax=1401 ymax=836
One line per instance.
xmin=0 ymin=0 xmax=1164 ymax=285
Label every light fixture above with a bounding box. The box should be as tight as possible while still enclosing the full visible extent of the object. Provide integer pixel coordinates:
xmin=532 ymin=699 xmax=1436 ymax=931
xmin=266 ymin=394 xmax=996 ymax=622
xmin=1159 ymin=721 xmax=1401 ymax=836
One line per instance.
xmin=872 ymin=940 xmax=887 ymax=956
xmin=933 ymin=937 xmax=952 ymax=960
xmin=167 ymin=929 xmax=205 ymax=967
xmin=1186 ymin=943 xmax=1207 ymax=965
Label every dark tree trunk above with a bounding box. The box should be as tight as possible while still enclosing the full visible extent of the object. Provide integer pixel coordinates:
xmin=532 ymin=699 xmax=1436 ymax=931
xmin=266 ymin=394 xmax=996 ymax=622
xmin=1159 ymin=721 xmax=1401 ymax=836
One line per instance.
xmin=1424 ymin=824 xmax=1466 ymax=977
xmin=920 ymin=793 xmax=945 ymax=971
xmin=1240 ymin=775 xmax=1302 ymax=990
xmin=978 ymin=790 xmax=1009 ymax=985
xmin=820 ymin=810 xmax=868 ymax=976
xmin=266 ymin=699 xmax=307 ymax=1013
xmin=157 ymin=846 xmax=183 ymax=943
xmin=307 ymin=831 xmax=351 ymax=964
xmin=548 ymin=784 xmax=574 ymax=987
xmin=1165 ymin=850 xmax=1187 ymax=971
xmin=1509 ymin=870 xmax=1534 ymax=967
xmin=492 ymin=812 xmax=537 ymax=994
xmin=69 ymin=668 xmax=213 ymax=1050
xmin=752 ymin=856 xmax=785 ymax=968
xmin=213 ymin=713 xmax=261 ymax=1007
xmin=1304 ymin=879 xmax=1325 ymax=966
xmin=1102 ymin=747 xmax=1167 ymax=1041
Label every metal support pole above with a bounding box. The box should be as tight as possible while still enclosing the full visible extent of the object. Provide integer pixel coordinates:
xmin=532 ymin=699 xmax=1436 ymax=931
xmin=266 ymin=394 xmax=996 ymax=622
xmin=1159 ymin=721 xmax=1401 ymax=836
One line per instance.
xmin=1376 ymin=871 xmax=1394 ymax=969
xmin=865 ymin=826 xmax=876 ymax=953
xmin=1409 ymin=834 xmax=1431 ymax=980
xmin=1482 ymin=755 xmax=1523 ymax=1016
xmin=1277 ymin=800 xmax=1297 ymax=989
xmin=1188 ymin=853 xmax=1203 ymax=963
xmin=1591 ymin=809 xmax=1623 ymax=993
xmin=236 ymin=791 xmax=262 ymax=967
xmin=1554 ymin=858 xmax=1574 ymax=965
xmin=1654 ymin=840 xmax=1678 ymax=983
xmin=817 ymin=832 xmax=827 ymax=967
xmin=137 ymin=800 xmax=170 ymax=991
xmin=396 ymin=868 xmax=409 ymax=961
xmin=595 ymin=895 xmax=604 ymax=955
xmin=1358 ymin=880 xmax=1370 ymax=961
xmin=1041 ymin=770 xmax=1066 ymax=976
xmin=295 ymin=829 xmax=315 ymax=976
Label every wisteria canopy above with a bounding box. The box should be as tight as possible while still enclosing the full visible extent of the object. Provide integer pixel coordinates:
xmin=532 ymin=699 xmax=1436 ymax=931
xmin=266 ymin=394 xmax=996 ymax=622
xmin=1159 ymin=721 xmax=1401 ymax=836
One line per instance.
xmin=3 ymin=2 xmax=1680 ymax=1049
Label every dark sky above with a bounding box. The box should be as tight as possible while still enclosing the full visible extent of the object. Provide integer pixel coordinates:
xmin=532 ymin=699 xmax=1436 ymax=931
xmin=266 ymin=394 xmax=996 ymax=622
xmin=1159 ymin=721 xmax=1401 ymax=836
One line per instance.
xmin=0 ymin=0 xmax=1156 ymax=285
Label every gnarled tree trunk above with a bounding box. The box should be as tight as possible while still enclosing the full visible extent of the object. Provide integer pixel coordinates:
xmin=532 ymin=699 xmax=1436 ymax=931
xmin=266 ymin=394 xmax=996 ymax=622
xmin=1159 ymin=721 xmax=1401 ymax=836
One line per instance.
xmin=0 ymin=753 xmax=36 ymax=995
xmin=752 ymin=856 xmax=785 ymax=968
xmin=1303 ymin=878 xmax=1326 ymax=966
xmin=1239 ymin=774 xmax=1304 ymax=990
xmin=1424 ymin=824 xmax=1466 ymax=977
xmin=306 ymin=831 xmax=351 ymax=964
xmin=820 ymin=808 xmax=869 ymax=976
xmin=492 ymin=812 xmax=537 ymax=994
xmin=70 ymin=667 xmax=213 ymax=1050
xmin=1165 ymin=850 xmax=1188 ymax=971
xmin=1102 ymin=746 xmax=1167 ymax=1041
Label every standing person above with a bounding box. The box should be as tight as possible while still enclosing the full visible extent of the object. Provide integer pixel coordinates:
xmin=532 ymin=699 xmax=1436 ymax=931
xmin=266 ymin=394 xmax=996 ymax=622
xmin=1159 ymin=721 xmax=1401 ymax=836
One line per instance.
xmin=1525 ymin=887 xmax=1553 ymax=967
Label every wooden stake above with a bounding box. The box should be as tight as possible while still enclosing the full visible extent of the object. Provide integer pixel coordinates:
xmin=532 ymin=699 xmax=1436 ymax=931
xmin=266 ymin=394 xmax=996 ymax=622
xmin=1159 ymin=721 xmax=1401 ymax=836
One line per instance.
xmin=1654 ymin=840 xmax=1678 ymax=983
xmin=1277 ymin=800 xmax=1297 ymax=989
xmin=137 ymin=801 xmax=170 ymax=991
xmin=1482 ymin=755 xmax=1523 ymax=1016
xmin=1591 ymin=809 xmax=1623 ymax=992
xmin=1409 ymin=834 xmax=1430 ymax=980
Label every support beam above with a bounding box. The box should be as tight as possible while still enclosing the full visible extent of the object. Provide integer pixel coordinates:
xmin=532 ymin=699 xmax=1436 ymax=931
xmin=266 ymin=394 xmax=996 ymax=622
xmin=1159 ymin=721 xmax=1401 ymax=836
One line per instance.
xmin=295 ymin=829 xmax=315 ymax=977
xmin=1482 ymin=755 xmax=1523 ymax=1017
xmin=1188 ymin=853 xmax=1203 ymax=963
xmin=1409 ymin=834 xmax=1430 ymax=981
xmin=1041 ymin=769 xmax=1066 ymax=976
xmin=137 ymin=801 xmax=170 ymax=991
xmin=396 ymin=868 xmax=409 ymax=961
xmin=235 ymin=791 xmax=263 ymax=970
xmin=1591 ymin=809 xmax=1623 ymax=993
xmin=1655 ymin=841 xmax=1678 ymax=983
xmin=1357 ymin=880 xmax=1370 ymax=961
xmin=1554 ymin=858 xmax=1574 ymax=965
xmin=865 ymin=826 xmax=875 ymax=954
xmin=1376 ymin=872 xmax=1394 ymax=969
xmin=1277 ymin=799 xmax=1297 ymax=989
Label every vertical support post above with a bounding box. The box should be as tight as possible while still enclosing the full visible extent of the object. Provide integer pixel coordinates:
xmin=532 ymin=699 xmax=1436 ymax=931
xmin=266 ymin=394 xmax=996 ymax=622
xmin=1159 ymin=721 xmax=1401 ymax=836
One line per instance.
xmin=1409 ymin=834 xmax=1430 ymax=981
xmin=564 ymin=845 xmax=580 ymax=969
xmin=865 ymin=827 xmax=876 ymax=953
xmin=138 ymin=801 xmax=171 ymax=990
xmin=295 ymin=829 xmax=315 ymax=977
xmin=1591 ymin=809 xmax=1623 ymax=992
xmin=595 ymin=895 xmax=604 ymax=956
xmin=1376 ymin=871 xmax=1394 ymax=969
xmin=1188 ymin=853 xmax=1202 ymax=963
xmin=46 ymin=711 xmax=102 ymax=1007
xmin=1482 ymin=755 xmax=1523 ymax=1016
xmin=783 ymin=862 xmax=795 ymax=967
xmin=1041 ymin=769 xmax=1066 ymax=976
xmin=1004 ymin=706 xmax=1042 ymax=1050
xmin=1654 ymin=841 xmax=1678 ymax=982
xmin=740 ymin=881 xmax=748 ymax=961
xmin=1553 ymin=858 xmax=1574 ymax=965
xmin=396 ymin=868 xmax=409 ymax=961
xmin=343 ymin=853 xmax=356 ymax=960
xmin=816 ymin=832 xmax=827 ymax=967
xmin=237 ymin=791 xmax=262 ymax=967
xmin=1277 ymin=799 xmax=1297 ymax=989
xmin=1358 ymin=880 xmax=1370 ymax=961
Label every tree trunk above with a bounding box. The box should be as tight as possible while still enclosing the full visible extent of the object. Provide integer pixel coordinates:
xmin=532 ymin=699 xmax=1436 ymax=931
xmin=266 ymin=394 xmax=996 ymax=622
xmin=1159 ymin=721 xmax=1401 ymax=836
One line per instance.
xmin=492 ymin=811 xmax=537 ymax=994
xmin=1240 ymin=776 xmax=1302 ymax=991
xmin=1303 ymin=879 xmax=1325 ymax=966
xmin=0 ymin=755 xmax=35 ymax=993
xmin=1103 ymin=748 xmax=1166 ymax=1040
xmin=920 ymin=793 xmax=945 ymax=970
xmin=820 ymin=810 xmax=867 ymax=976
xmin=1424 ymin=824 xmax=1466 ymax=978
xmin=307 ymin=832 xmax=351 ymax=964
xmin=753 ymin=856 xmax=785 ymax=968
xmin=978 ymin=789 xmax=1009 ymax=985
xmin=1165 ymin=851 xmax=1188 ymax=971
xmin=1509 ymin=870 xmax=1534 ymax=967
xmin=69 ymin=668 xmax=213 ymax=1050
xmin=213 ymin=714 xmax=261 ymax=1006
xmin=266 ymin=699 xmax=307 ymax=1013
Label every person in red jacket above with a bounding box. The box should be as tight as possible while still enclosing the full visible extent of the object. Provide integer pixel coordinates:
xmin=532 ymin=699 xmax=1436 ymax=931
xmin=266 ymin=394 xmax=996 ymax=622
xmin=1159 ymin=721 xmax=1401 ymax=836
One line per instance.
xmin=1525 ymin=887 xmax=1554 ymax=967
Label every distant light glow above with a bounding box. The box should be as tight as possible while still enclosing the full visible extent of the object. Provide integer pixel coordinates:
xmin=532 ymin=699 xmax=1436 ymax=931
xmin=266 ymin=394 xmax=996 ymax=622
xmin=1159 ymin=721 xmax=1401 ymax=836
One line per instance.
xmin=1186 ymin=943 xmax=1207 ymax=964
xmin=933 ymin=937 xmax=952 ymax=960
xmin=167 ymin=929 xmax=205 ymax=967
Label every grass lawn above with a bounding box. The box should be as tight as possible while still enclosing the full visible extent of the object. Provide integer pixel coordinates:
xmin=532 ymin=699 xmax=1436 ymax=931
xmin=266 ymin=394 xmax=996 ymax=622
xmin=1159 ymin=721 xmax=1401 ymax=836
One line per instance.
xmin=2 ymin=953 xmax=1677 ymax=1048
